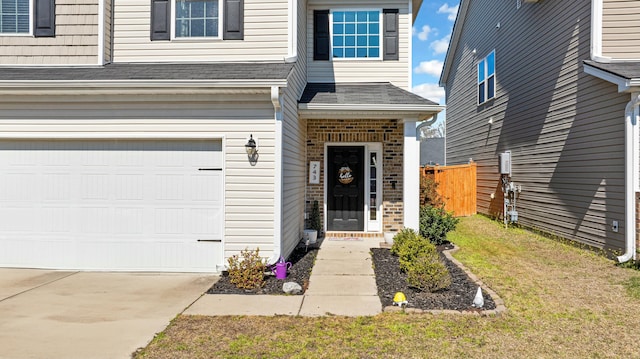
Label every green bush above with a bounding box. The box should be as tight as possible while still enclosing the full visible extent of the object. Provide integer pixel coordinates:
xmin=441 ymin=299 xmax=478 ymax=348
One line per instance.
xmin=391 ymin=228 xmax=438 ymax=272
xmin=310 ymin=200 xmax=322 ymax=233
xmin=390 ymin=227 xmax=452 ymax=292
xmin=420 ymin=175 xmax=445 ymax=208
xmin=390 ymin=228 xmax=416 ymax=256
xmin=419 ymin=205 xmax=460 ymax=245
xmin=227 ymin=247 xmax=266 ymax=290
xmin=405 ymin=252 xmax=452 ymax=292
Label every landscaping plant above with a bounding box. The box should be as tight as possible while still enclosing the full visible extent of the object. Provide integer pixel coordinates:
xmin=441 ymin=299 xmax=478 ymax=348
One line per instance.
xmin=390 ymin=228 xmax=451 ymax=292
xmin=420 ymin=174 xmax=444 ymax=208
xmin=405 ymin=250 xmax=452 ymax=292
xmin=419 ymin=205 xmax=459 ymax=245
xmin=227 ymin=247 xmax=266 ymax=290
xmin=310 ymin=200 xmax=322 ymax=234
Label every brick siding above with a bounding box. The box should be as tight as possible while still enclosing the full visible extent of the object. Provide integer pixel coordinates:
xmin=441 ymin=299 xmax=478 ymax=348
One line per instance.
xmin=305 ymin=118 xmax=404 ymax=234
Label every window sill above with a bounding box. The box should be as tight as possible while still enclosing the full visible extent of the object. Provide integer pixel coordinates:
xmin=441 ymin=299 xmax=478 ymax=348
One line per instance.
xmin=331 ymin=57 xmax=383 ymax=61
xmin=0 ymin=33 xmax=33 ymax=37
xmin=171 ymin=37 xmax=223 ymax=42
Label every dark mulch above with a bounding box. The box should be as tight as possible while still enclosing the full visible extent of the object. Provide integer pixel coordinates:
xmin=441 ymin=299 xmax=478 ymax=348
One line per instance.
xmin=207 ymin=241 xmax=496 ymax=312
xmin=371 ymin=244 xmax=496 ymax=311
xmin=207 ymin=245 xmax=318 ymax=295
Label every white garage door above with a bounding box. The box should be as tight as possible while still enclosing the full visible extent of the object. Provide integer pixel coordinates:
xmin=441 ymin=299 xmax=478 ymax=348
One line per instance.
xmin=0 ymin=139 xmax=224 ymax=272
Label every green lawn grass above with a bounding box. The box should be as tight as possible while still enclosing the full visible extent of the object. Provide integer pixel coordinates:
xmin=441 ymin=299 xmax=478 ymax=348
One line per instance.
xmin=134 ymin=216 xmax=640 ymax=359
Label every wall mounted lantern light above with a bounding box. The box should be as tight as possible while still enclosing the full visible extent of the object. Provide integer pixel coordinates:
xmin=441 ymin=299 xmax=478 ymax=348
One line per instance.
xmin=245 ymin=134 xmax=258 ymax=157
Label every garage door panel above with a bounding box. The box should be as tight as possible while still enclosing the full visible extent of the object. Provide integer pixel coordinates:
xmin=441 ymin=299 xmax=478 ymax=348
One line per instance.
xmin=0 ymin=139 xmax=224 ymax=272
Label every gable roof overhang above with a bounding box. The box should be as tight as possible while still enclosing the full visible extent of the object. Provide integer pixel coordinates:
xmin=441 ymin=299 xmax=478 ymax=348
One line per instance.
xmin=439 ymin=0 xmax=468 ymax=87
xmin=298 ymin=82 xmax=444 ymax=120
xmin=0 ymin=62 xmax=293 ymax=96
xmin=584 ymin=60 xmax=640 ymax=93
xmin=412 ymin=0 xmax=424 ymax=23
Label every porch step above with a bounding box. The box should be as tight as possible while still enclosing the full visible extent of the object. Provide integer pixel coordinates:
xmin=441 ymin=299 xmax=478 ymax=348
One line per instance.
xmin=324 ymin=231 xmax=383 ymax=239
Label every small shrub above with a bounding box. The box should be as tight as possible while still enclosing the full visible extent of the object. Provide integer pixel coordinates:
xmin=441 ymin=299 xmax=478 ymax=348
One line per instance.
xmin=390 ymin=228 xmax=422 ymax=256
xmin=420 ymin=175 xmax=445 ymax=208
xmin=227 ymin=247 xmax=266 ymax=290
xmin=419 ymin=205 xmax=460 ymax=245
xmin=391 ymin=228 xmax=438 ymax=272
xmin=309 ymin=200 xmax=322 ymax=233
xmin=405 ymin=252 xmax=452 ymax=292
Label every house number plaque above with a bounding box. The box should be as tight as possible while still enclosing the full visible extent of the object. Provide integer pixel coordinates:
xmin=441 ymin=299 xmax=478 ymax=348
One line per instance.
xmin=309 ymin=161 xmax=320 ymax=184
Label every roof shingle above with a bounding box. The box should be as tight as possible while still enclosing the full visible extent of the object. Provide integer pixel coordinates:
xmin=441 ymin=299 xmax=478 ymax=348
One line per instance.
xmin=0 ymin=62 xmax=294 ymax=81
xmin=300 ymin=82 xmax=438 ymax=106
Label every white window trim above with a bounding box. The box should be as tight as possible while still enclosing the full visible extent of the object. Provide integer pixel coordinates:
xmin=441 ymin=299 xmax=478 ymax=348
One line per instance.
xmin=477 ymin=50 xmax=496 ymax=105
xmin=0 ymin=0 xmax=33 ymax=36
xmin=365 ymin=143 xmax=382 ymax=232
xmin=171 ymin=0 xmax=223 ymax=40
xmin=329 ymin=8 xmax=383 ymax=61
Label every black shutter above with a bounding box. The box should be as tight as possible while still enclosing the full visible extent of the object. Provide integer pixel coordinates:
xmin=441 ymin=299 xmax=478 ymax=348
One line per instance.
xmin=383 ymin=9 xmax=399 ymax=61
xmin=34 ymin=0 xmax=55 ymax=37
xmin=150 ymin=0 xmax=170 ymax=41
xmin=223 ymin=0 xmax=244 ymax=40
xmin=313 ymin=10 xmax=329 ymax=61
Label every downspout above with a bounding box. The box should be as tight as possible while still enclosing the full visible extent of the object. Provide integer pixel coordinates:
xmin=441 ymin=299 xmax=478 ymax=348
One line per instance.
xmin=284 ymin=0 xmax=298 ymax=63
xmin=415 ymin=114 xmax=438 ymax=137
xmin=618 ymin=93 xmax=640 ymax=263
xmin=271 ymin=86 xmax=284 ymax=264
xmin=97 ymin=0 xmax=105 ymax=65
xmin=590 ymin=0 xmax=612 ymax=63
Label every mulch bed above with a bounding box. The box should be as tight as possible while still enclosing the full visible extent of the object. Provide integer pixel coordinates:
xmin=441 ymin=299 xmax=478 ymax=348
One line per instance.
xmin=207 ymin=241 xmax=496 ymax=312
xmin=207 ymin=244 xmax=318 ymax=295
xmin=371 ymin=244 xmax=496 ymax=311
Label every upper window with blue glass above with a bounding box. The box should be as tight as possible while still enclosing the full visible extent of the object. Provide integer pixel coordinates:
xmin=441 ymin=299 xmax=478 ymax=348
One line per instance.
xmin=175 ymin=0 xmax=220 ymax=38
xmin=332 ymin=10 xmax=380 ymax=59
xmin=477 ymin=51 xmax=496 ymax=105
xmin=0 ymin=0 xmax=30 ymax=34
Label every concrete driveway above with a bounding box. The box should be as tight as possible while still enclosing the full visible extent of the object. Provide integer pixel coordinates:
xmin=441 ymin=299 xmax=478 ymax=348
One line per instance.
xmin=0 ymin=269 xmax=217 ymax=359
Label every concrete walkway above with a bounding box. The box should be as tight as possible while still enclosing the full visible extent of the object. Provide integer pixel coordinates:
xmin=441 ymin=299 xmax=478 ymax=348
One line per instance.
xmin=186 ymin=236 xmax=383 ymax=317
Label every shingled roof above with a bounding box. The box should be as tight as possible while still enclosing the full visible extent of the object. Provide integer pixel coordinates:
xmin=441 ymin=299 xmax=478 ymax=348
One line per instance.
xmin=584 ymin=60 xmax=640 ymax=80
xmin=300 ymin=82 xmax=439 ymax=106
xmin=299 ymin=82 xmax=443 ymax=119
xmin=583 ymin=60 xmax=640 ymax=92
xmin=0 ymin=62 xmax=295 ymax=81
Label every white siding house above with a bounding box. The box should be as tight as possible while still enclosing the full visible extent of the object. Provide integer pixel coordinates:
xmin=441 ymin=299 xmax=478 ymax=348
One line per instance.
xmin=0 ymin=0 xmax=442 ymax=272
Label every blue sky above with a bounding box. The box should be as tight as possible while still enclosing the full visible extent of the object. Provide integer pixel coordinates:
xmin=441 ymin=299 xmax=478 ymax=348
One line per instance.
xmin=411 ymin=0 xmax=460 ymax=123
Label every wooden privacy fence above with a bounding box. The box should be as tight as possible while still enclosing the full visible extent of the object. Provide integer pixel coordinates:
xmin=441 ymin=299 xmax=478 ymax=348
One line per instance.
xmin=420 ymin=162 xmax=477 ymax=217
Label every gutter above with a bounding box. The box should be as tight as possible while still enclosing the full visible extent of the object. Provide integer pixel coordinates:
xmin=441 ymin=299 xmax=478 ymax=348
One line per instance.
xmin=618 ymin=93 xmax=640 ymax=263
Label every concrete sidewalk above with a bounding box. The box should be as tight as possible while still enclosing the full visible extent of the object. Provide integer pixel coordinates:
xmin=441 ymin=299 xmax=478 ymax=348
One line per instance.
xmin=186 ymin=236 xmax=382 ymax=317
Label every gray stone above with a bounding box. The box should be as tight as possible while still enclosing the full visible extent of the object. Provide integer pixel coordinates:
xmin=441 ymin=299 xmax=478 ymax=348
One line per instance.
xmin=282 ymin=282 xmax=302 ymax=295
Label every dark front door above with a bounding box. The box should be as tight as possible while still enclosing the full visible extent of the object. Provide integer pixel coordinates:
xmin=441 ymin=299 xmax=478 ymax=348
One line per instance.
xmin=327 ymin=146 xmax=364 ymax=231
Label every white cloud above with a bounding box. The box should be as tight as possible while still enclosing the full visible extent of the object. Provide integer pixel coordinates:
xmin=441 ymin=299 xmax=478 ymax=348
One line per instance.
xmin=438 ymin=3 xmax=459 ymax=22
xmin=414 ymin=60 xmax=444 ymax=77
xmin=430 ymin=34 xmax=451 ymax=55
xmin=412 ymin=83 xmax=445 ymax=104
xmin=414 ymin=25 xmax=433 ymax=41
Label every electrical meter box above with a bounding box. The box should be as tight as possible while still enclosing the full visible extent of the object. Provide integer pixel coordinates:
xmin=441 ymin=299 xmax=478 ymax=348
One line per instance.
xmin=499 ymin=151 xmax=511 ymax=175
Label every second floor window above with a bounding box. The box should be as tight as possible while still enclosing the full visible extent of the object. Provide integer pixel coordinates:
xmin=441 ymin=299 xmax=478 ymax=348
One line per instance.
xmin=0 ymin=0 xmax=30 ymax=34
xmin=332 ymin=10 xmax=381 ymax=59
xmin=478 ymin=51 xmax=496 ymax=105
xmin=175 ymin=0 xmax=219 ymax=38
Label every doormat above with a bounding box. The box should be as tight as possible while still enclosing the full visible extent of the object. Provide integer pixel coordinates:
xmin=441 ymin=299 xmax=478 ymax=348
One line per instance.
xmin=327 ymin=237 xmax=364 ymax=241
